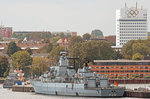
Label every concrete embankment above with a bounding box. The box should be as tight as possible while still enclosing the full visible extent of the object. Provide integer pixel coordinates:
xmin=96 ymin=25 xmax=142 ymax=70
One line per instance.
xmin=12 ymin=85 xmax=34 ymax=92
xmin=0 ymin=80 xmax=4 ymax=84
xmin=121 ymin=84 xmax=150 ymax=98
xmin=124 ymin=90 xmax=150 ymax=98
xmin=109 ymin=79 xmax=150 ymax=84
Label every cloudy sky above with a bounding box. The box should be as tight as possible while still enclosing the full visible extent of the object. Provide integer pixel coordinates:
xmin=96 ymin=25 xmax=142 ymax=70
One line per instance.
xmin=0 ymin=0 xmax=149 ymax=36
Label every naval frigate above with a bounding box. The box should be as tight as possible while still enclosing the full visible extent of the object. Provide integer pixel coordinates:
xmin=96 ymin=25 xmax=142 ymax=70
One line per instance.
xmin=31 ymin=51 xmax=125 ymax=97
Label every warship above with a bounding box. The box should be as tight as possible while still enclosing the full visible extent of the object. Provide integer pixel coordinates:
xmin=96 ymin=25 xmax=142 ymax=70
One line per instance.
xmin=31 ymin=51 xmax=125 ymax=97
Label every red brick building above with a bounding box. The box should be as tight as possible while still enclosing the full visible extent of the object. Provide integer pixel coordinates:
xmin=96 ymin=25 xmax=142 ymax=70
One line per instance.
xmin=71 ymin=32 xmax=77 ymax=36
xmin=105 ymin=35 xmax=116 ymax=43
xmin=0 ymin=26 xmax=12 ymax=38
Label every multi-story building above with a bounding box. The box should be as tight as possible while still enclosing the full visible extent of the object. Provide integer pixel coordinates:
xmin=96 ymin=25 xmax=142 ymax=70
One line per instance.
xmin=91 ymin=60 xmax=150 ymax=79
xmin=116 ymin=3 xmax=148 ymax=47
xmin=0 ymin=26 xmax=12 ymax=38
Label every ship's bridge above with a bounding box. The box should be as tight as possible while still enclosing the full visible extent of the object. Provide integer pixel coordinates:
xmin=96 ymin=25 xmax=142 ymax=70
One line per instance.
xmin=59 ymin=51 xmax=69 ymax=66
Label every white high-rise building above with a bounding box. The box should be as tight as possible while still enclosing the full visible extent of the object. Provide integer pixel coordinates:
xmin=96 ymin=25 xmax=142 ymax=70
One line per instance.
xmin=116 ymin=3 xmax=148 ymax=47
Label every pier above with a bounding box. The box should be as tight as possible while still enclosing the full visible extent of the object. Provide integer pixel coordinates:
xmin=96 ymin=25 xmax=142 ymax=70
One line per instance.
xmin=125 ymin=90 xmax=150 ymax=98
xmin=12 ymin=85 xmax=34 ymax=92
xmin=0 ymin=80 xmax=4 ymax=84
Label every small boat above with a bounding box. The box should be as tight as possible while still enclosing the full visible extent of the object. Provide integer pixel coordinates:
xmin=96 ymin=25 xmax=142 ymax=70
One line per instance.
xmin=3 ymin=70 xmax=24 ymax=88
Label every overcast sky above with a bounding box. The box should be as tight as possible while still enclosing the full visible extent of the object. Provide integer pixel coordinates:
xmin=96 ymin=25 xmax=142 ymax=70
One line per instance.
xmin=0 ymin=0 xmax=149 ymax=36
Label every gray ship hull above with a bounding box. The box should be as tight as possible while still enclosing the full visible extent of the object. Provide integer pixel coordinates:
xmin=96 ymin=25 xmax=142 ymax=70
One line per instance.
xmin=32 ymin=81 xmax=124 ymax=97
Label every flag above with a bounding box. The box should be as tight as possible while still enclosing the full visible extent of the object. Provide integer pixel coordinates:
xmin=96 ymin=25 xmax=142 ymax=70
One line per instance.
xmin=114 ymin=81 xmax=118 ymax=86
xmin=18 ymin=76 xmax=23 ymax=81
xmin=50 ymin=59 xmax=54 ymax=61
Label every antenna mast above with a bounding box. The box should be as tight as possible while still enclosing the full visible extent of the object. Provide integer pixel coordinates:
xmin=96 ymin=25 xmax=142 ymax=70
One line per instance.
xmin=136 ymin=2 xmax=138 ymax=9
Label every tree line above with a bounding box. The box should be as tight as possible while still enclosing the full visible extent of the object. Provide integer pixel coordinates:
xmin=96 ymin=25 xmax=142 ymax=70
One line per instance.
xmin=1 ymin=31 xmax=150 ymax=77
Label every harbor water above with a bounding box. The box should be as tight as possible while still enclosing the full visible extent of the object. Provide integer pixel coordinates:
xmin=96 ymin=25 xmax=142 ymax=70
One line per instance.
xmin=0 ymin=84 xmax=150 ymax=99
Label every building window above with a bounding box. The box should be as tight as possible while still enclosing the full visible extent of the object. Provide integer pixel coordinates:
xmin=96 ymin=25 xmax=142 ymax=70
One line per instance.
xmin=140 ymin=67 xmax=143 ymax=69
xmin=145 ymin=67 xmax=149 ymax=69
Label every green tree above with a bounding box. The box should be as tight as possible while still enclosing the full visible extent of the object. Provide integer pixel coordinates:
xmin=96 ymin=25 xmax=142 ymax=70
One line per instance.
xmin=110 ymin=41 xmax=116 ymax=46
xmin=65 ymin=33 xmax=71 ymax=38
xmin=82 ymin=33 xmax=91 ymax=40
xmin=7 ymin=42 xmax=21 ymax=56
xmin=121 ymin=40 xmax=150 ymax=59
xmin=91 ymin=29 xmax=103 ymax=38
xmin=42 ymin=38 xmax=50 ymax=43
xmin=97 ymin=41 xmax=114 ymax=60
xmin=31 ymin=57 xmax=48 ymax=76
xmin=112 ymin=50 xmax=123 ymax=60
xmin=132 ymin=43 xmax=150 ymax=56
xmin=50 ymin=36 xmax=61 ymax=43
xmin=59 ymin=33 xmax=65 ymax=38
xmin=39 ymin=43 xmax=53 ymax=53
xmin=132 ymin=53 xmax=143 ymax=60
xmin=68 ymin=36 xmax=83 ymax=49
xmin=40 ymin=32 xmax=51 ymax=39
xmin=11 ymin=51 xmax=32 ymax=76
xmin=25 ymin=47 xmax=33 ymax=55
xmin=12 ymin=33 xmax=31 ymax=39
xmin=29 ymin=32 xmax=51 ymax=40
xmin=148 ymin=32 xmax=150 ymax=36
xmin=121 ymin=40 xmax=135 ymax=59
xmin=145 ymin=39 xmax=150 ymax=48
xmin=47 ymin=46 xmax=65 ymax=65
xmin=0 ymin=56 xmax=9 ymax=77
xmin=69 ymin=40 xmax=113 ymax=66
xmin=18 ymin=39 xmax=23 ymax=43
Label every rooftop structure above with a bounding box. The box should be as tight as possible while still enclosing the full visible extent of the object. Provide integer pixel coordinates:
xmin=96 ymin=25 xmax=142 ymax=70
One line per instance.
xmin=116 ymin=3 xmax=148 ymax=47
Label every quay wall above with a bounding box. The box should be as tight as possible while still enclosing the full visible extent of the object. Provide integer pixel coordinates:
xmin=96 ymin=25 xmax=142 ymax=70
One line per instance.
xmin=109 ymin=79 xmax=150 ymax=84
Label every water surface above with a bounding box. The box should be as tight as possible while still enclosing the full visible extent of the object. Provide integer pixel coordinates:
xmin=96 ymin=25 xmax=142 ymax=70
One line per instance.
xmin=0 ymin=84 xmax=149 ymax=99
